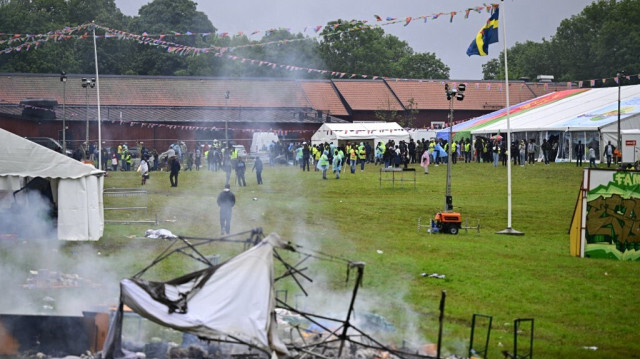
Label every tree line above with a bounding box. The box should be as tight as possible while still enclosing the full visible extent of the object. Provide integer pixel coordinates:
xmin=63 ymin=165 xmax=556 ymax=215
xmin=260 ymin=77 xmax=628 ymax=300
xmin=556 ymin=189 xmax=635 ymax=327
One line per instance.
xmin=1 ymin=0 xmax=638 ymax=84
xmin=482 ymin=0 xmax=640 ymax=86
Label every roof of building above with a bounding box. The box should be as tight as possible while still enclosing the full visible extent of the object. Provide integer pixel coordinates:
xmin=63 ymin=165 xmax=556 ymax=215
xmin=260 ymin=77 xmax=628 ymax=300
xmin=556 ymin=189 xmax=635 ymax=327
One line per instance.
xmin=0 ymin=73 xmax=570 ymax=121
xmin=298 ymin=80 xmax=349 ymax=116
xmin=385 ymin=79 xmax=569 ymax=111
xmin=332 ymin=79 xmax=404 ymax=111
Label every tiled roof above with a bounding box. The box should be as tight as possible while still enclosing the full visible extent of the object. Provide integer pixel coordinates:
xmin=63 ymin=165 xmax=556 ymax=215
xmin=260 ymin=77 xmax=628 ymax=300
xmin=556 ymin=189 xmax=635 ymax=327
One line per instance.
xmin=0 ymin=73 xmax=570 ymax=117
xmin=299 ymin=80 xmax=349 ymax=116
xmin=0 ymin=74 xmax=313 ymax=109
xmin=386 ymin=79 xmax=569 ymax=111
xmin=332 ymin=79 xmax=405 ymax=111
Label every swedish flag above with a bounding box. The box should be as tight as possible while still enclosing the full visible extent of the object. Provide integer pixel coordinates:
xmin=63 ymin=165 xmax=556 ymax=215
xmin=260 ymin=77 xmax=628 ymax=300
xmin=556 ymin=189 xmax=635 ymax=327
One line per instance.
xmin=466 ymin=6 xmax=499 ymax=56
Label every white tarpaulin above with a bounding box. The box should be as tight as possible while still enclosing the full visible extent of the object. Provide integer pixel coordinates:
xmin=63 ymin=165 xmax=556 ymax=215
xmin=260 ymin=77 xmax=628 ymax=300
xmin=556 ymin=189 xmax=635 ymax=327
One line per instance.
xmin=311 ymin=122 xmax=410 ymax=146
xmin=0 ymin=128 xmax=104 ymax=240
xmin=102 ymin=233 xmax=290 ymax=358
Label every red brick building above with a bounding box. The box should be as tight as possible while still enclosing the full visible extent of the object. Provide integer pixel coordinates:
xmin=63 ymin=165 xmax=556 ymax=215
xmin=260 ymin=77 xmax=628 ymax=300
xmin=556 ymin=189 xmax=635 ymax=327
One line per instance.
xmin=0 ymin=73 xmax=567 ymax=152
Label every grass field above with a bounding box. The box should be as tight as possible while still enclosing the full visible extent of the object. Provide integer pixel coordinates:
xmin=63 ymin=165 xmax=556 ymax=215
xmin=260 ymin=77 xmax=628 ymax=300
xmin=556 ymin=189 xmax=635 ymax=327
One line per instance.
xmin=43 ymin=160 xmax=640 ymax=358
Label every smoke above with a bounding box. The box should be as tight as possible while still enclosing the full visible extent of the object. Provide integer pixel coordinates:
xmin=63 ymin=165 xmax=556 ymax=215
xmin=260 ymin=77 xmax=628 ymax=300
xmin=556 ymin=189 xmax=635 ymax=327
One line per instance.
xmin=0 ymin=187 xmax=121 ymax=316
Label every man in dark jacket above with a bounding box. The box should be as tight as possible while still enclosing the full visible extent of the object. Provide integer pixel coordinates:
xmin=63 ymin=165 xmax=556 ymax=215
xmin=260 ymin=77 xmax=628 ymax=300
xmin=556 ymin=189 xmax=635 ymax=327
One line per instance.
xmin=217 ymin=184 xmax=236 ymax=235
xmin=169 ymin=157 xmax=180 ymax=187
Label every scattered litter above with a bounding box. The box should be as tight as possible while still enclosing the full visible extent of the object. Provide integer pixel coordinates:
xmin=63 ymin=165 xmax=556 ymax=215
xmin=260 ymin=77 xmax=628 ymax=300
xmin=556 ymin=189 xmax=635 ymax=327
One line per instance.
xmin=498 ymin=342 xmax=503 ymax=347
xmin=164 ymin=219 xmax=177 ymax=223
xmin=421 ymin=272 xmax=445 ymax=279
xmin=127 ymin=235 xmax=137 ymax=239
xmin=145 ymin=229 xmax=178 ymax=239
xmin=253 ymin=197 xmax=258 ymax=201
xmin=604 ymin=272 xmax=608 ymax=276
xmin=583 ymin=346 xmax=598 ymax=351
xmin=377 ymin=250 xmax=384 ymax=254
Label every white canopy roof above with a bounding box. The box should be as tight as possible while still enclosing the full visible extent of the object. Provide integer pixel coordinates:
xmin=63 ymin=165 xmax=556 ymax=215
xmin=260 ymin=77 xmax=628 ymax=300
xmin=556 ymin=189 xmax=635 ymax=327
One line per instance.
xmin=0 ymin=128 xmax=103 ymax=178
xmin=471 ymin=84 xmax=640 ymax=134
xmin=311 ymin=122 xmax=410 ymax=145
xmin=0 ymin=128 xmax=104 ymax=240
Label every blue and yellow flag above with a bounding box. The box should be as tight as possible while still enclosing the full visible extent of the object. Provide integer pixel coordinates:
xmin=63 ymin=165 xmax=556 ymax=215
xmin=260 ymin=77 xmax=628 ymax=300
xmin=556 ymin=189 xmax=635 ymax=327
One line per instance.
xmin=466 ymin=6 xmax=499 ymax=56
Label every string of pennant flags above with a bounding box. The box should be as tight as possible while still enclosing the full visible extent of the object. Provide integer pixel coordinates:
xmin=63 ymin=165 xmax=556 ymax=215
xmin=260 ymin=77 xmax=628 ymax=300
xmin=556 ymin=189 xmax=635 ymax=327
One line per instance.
xmin=2 ymin=6 xmax=638 ymax=89
xmin=0 ymin=3 xmax=497 ymax=44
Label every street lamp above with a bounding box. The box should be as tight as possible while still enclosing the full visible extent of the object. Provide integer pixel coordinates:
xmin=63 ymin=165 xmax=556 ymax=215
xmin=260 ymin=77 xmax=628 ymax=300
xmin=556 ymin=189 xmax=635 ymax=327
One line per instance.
xmin=225 ymin=90 xmax=230 ymax=148
xmin=617 ymin=71 xmax=624 ymax=154
xmin=443 ymin=83 xmax=465 ymax=211
xmin=59 ymin=71 xmax=67 ymax=154
xmin=82 ymin=77 xmax=95 ymax=159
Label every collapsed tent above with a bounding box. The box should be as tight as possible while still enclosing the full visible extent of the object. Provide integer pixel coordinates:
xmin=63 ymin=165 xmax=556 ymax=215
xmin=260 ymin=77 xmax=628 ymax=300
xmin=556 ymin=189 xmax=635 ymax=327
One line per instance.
xmin=102 ymin=233 xmax=291 ymax=358
xmin=311 ymin=122 xmax=410 ymax=147
xmin=0 ymin=128 xmax=104 ymax=240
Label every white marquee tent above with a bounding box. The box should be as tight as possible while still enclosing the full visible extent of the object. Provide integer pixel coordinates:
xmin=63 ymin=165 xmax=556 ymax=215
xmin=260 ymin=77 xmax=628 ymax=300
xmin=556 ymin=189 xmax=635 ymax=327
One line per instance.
xmin=467 ymin=85 xmax=640 ymax=161
xmin=311 ymin=122 xmax=410 ymax=146
xmin=0 ymin=128 xmax=104 ymax=240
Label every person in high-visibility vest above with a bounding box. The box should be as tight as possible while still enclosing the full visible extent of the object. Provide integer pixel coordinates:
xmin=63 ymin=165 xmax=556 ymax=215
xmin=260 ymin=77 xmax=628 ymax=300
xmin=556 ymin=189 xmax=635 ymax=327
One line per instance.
xmin=358 ymin=142 xmax=366 ymax=171
xmin=317 ymin=150 xmax=329 ymax=179
xmin=349 ymin=146 xmax=358 ymax=173
xmin=464 ymin=139 xmax=472 ymax=163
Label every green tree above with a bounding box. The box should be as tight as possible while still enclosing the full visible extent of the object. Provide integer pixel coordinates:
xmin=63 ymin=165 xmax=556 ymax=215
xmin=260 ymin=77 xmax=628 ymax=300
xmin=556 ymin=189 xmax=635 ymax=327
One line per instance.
xmin=128 ymin=0 xmax=216 ymax=76
xmin=397 ymin=52 xmax=449 ymax=79
xmin=482 ymin=58 xmax=501 ymax=80
xmin=318 ymin=20 xmax=413 ymax=78
xmin=0 ymin=0 xmax=132 ymax=74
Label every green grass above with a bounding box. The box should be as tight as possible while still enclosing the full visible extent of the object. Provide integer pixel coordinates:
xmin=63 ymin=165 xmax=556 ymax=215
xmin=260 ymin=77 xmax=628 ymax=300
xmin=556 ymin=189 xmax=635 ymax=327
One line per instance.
xmin=53 ymin=162 xmax=640 ymax=357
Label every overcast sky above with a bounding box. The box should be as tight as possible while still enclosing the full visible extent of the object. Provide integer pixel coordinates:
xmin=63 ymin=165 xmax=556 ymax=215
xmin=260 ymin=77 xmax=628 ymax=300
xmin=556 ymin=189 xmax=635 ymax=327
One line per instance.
xmin=114 ymin=0 xmax=596 ymax=80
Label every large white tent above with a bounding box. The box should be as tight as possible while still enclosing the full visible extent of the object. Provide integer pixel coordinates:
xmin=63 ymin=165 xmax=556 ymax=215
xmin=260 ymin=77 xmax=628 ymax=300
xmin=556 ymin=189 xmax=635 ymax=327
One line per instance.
xmin=0 ymin=128 xmax=104 ymax=240
xmin=311 ymin=122 xmax=410 ymax=146
xmin=467 ymin=85 xmax=640 ymax=162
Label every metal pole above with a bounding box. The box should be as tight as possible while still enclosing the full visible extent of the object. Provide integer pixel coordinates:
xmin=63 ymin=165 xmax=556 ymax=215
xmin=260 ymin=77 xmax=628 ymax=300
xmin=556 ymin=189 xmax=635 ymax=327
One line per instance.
xmin=497 ymin=0 xmax=523 ymax=236
xmin=85 ymin=86 xmax=89 ymax=157
xmin=93 ymin=23 xmax=103 ymax=170
xmin=436 ymin=290 xmax=446 ymax=359
xmin=62 ymin=76 xmax=66 ymax=154
xmin=445 ymin=96 xmax=453 ymax=211
xmin=225 ymin=91 xmax=230 ymax=148
xmin=337 ymin=262 xmax=365 ymax=357
xmin=617 ymin=72 xmax=622 ymax=153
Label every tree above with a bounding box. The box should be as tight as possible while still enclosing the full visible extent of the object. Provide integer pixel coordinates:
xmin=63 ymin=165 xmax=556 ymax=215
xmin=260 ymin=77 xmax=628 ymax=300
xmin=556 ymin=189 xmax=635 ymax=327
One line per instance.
xmin=318 ymin=20 xmax=413 ymax=78
xmin=397 ymin=53 xmax=449 ymax=79
xmin=482 ymin=58 xmax=501 ymax=80
xmin=128 ymin=0 xmax=216 ymax=76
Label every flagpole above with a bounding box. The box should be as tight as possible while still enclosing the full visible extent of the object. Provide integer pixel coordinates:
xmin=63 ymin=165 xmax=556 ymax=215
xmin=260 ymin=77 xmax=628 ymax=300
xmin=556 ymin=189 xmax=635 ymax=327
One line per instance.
xmin=497 ymin=0 xmax=523 ymax=236
xmin=93 ymin=21 xmax=103 ymax=171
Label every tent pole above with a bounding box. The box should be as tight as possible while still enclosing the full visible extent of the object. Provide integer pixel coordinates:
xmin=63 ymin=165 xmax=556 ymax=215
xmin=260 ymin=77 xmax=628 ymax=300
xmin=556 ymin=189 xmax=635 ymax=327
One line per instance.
xmin=337 ymin=262 xmax=365 ymax=357
xmin=497 ymin=0 xmax=524 ymax=236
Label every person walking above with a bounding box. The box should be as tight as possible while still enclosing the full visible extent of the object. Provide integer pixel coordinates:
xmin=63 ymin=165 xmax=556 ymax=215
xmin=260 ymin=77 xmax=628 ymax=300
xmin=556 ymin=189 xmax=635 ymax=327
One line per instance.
xmin=169 ymin=156 xmax=180 ymax=187
xmin=252 ymin=156 xmax=264 ymax=184
xmin=317 ymin=150 xmax=329 ymax=179
xmin=604 ymin=141 xmax=615 ymax=168
xmin=139 ymin=156 xmax=149 ymax=185
xmin=589 ymin=146 xmax=597 ymax=168
xmin=332 ymin=149 xmax=342 ymax=179
xmin=519 ymin=140 xmax=526 ymax=167
xmin=527 ymin=139 xmax=536 ymax=165
xmin=217 ymin=184 xmax=235 ymax=235
xmin=235 ymin=158 xmax=247 ymax=186
xmin=541 ymin=138 xmax=551 ymax=165
xmin=575 ymin=140 xmax=585 ymax=166
xmin=420 ymin=148 xmax=430 ymax=174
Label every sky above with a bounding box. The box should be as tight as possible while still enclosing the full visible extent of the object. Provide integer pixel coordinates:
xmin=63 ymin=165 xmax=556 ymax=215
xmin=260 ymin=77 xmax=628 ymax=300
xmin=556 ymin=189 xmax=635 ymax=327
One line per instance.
xmin=114 ymin=0 xmax=596 ymax=80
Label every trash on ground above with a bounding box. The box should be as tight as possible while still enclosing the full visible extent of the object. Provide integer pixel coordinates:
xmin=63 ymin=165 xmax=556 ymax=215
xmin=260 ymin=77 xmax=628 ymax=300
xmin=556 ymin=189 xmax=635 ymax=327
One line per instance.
xmin=145 ymin=229 xmax=178 ymax=239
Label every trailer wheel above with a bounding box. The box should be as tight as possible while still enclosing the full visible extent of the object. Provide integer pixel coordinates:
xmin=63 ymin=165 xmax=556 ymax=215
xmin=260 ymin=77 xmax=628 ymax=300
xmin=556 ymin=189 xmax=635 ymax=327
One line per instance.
xmin=449 ymin=226 xmax=459 ymax=235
